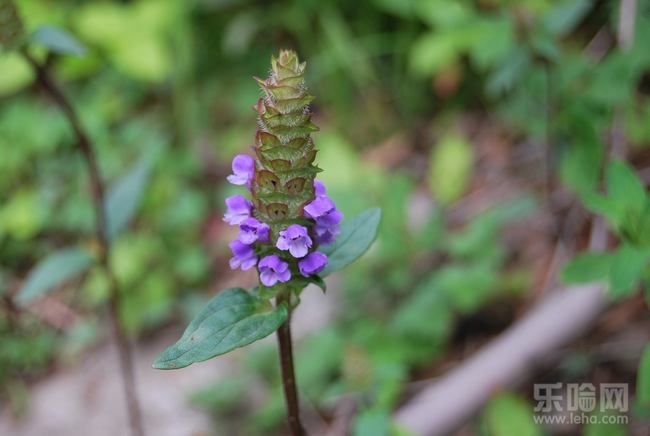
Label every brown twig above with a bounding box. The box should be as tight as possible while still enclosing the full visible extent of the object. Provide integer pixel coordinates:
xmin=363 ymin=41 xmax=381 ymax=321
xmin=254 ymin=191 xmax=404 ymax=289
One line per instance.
xmin=276 ymin=294 xmax=306 ymax=436
xmin=22 ymin=50 xmax=145 ymax=436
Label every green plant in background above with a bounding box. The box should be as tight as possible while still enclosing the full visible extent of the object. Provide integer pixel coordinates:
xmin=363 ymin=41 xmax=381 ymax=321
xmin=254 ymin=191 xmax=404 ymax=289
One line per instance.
xmin=153 ymin=50 xmax=381 ymax=436
xmin=1 ymin=0 xmax=649 ymax=434
xmin=0 ymin=2 xmax=154 ymax=434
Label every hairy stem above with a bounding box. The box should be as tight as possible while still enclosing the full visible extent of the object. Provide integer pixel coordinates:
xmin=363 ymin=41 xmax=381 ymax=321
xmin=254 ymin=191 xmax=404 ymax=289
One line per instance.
xmin=23 ymin=51 xmax=145 ymax=436
xmin=276 ymin=295 xmax=305 ymax=436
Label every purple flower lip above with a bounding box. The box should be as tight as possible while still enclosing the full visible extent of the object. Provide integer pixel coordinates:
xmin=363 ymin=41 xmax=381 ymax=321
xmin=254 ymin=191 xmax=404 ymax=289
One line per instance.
xmin=276 ymin=224 xmax=312 ymax=258
xmin=238 ymin=217 xmax=270 ymax=244
xmin=223 ymin=195 xmax=252 ymax=225
xmin=314 ymin=179 xmax=327 ymax=197
xmin=298 ymin=251 xmax=328 ymax=277
xmin=258 ymin=255 xmax=291 ymax=287
xmin=304 ymin=196 xmax=336 ymax=219
xmin=228 ymin=240 xmax=258 ymax=271
xmin=226 ymin=154 xmax=254 ymax=186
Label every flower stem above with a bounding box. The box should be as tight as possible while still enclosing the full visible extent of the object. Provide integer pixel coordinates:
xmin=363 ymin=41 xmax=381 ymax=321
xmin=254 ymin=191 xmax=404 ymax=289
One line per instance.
xmin=276 ymin=295 xmax=305 ymax=436
xmin=22 ymin=50 xmax=145 ymax=436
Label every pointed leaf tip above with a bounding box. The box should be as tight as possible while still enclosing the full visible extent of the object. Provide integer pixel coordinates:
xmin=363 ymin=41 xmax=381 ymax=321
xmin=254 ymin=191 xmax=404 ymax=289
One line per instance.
xmin=153 ymin=288 xmax=287 ymax=369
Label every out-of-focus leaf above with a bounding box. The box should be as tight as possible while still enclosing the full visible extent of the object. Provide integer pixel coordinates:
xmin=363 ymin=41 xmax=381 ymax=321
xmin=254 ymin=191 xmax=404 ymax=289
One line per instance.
xmin=484 ymin=392 xmax=541 ymax=436
xmin=560 ymin=118 xmax=603 ymax=196
xmin=429 ymin=133 xmax=473 ymax=205
xmin=637 ymin=345 xmax=650 ymax=411
xmin=31 ymin=25 xmax=86 ymax=56
xmin=606 ymin=160 xmax=646 ymax=210
xmin=320 ymin=208 xmax=381 ymax=276
xmin=409 ymin=31 xmax=459 ymax=76
xmin=609 ymin=244 xmax=648 ymax=298
xmin=584 ymin=409 xmax=626 ymax=436
xmin=487 ymin=47 xmax=531 ymax=95
xmin=353 ymin=409 xmax=391 ymax=436
xmin=17 ymin=248 xmax=94 ymax=305
xmin=561 ymin=253 xmax=613 ymax=284
xmin=0 ymin=53 xmax=33 ymax=97
xmin=105 ymin=153 xmax=154 ymax=240
xmin=542 ymin=0 xmax=592 ymax=37
xmin=152 ymin=288 xmax=287 ymax=369
xmin=414 ymin=0 xmax=470 ymax=28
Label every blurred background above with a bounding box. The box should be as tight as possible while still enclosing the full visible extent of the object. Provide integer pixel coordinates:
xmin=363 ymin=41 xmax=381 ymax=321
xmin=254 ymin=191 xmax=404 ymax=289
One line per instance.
xmin=1 ymin=0 xmax=649 ymax=435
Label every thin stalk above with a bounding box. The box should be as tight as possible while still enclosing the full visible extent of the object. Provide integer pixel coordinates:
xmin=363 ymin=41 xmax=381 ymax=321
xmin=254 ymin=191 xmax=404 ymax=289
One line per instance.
xmin=22 ymin=50 xmax=145 ymax=436
xmin=276 ymin=295 xmax=305 ymax=436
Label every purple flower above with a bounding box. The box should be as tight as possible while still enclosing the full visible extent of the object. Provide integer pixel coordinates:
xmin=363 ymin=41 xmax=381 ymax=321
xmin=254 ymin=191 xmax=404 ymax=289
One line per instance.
xmin=228 ymin=240 xmax=257 ymax=271
xmin=276 ymin=224 xmax=312 ymax=258
xmin=223 ymin=195 xmax=252 ymax=225
xmin=298 ymin=251 xmax=328 ymax=277
xmin=304 ymin=193 xmax=343 ymax=245
xmin=238 ymin=217 xmax=270 ymax=244
xmin=258 ymin=255 xmax=291 ymax=287
xmin=226 ymin=154 xmax=254 ymax=186
xmin=314 ymin=220 xmax=341 ymax=245
xmin=304 ymin=196 xmax=336 ymax=220
xmin=314 ymin=179 xmax=327 ymax=197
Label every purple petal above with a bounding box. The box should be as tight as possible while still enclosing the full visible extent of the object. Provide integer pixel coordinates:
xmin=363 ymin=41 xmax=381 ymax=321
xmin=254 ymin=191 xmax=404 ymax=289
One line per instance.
xmin=277 ymin=268 xmax=292 ymax=283
xmin=227 ymin=154 xmax=254 ymax=186
xmin=228 ymin=240 xmax=257 ymax=271
xmin=317 ymin=209 xmax=343 ymax=227
xmin=258 ymin=255 xmax=291 ymax=286
xmin=304 ymin=197 xmax=335 ymax=219
xmin=238 ymin=217 xmax=270 ymax=244
xmin=223 ymin=195 xmax=252 ymax=225
xmin=260 ymin=270 xmax=278 ymax=287
xmin=277 ymin=225 xmax=312 ymax=258
xmin=299 ymin=251 xmax=328 ymax=277
xmin=288 ymin=239 xmax=310 ymax=258
xmin=314 ymin=180 xmax=327 ymax=196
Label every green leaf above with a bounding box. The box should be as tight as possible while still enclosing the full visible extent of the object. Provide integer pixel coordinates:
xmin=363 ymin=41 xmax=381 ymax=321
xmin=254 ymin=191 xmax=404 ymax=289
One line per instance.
xmin=584 ymin=409 xmax=626 ymax=436
xmin=16 ymin=248 xmax=94 ymax=305
xmin=541 ymin=0 xmax=592 ymax=37
xmin=606 ymin=161 xmax=646 ymax=211
xmin=484 ymin=392 xmax=541 ymax=436
xmin=561 ymin=253 xmax=613 ymax=284
xmin=320 ymin=208 xmax=381 ymax=276
xmin=609 ymin=244 xmax=648 ymax=298
xmin=105 ymin=153 xmax=154 ymax=240
xmin=429 ymin=133 xmax=473 ymax=205
xmin=309 ymin=275 xmax=327 ymax=293
xmin=153 ymin=288 xmax=287 ymax=369
xmin=637 ymin=344 xmax=650 ymax=411
xmin=31 ymin=25 xmax=86 ymax=57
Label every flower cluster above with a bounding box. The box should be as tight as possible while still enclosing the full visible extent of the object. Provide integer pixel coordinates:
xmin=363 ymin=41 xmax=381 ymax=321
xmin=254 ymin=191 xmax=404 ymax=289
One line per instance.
xmin=221 ymin=49 xmax=342 ymax=288
xmin=224 ymin=155 xmax=342 ymax=286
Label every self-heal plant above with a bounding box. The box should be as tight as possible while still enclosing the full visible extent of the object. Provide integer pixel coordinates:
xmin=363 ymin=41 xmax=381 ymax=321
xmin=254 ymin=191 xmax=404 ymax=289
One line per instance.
xmin=153 ymin=50 xmax=381 ymax=435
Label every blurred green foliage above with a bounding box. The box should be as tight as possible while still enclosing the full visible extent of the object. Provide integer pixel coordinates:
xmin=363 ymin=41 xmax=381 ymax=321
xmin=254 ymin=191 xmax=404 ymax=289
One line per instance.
xmin=1 ymin=0 xmax=650 ymax=433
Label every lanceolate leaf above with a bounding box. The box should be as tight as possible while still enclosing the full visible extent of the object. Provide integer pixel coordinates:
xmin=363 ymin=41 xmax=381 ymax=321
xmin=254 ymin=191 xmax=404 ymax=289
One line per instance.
xmin=320 ymin=208 xmax=381 ymax=276
xmin=153 ymin=288 xmax=287 ymax=369
xmin=105 ymin=153 xmax=154 ymax=240
xmin=17 ymin=247 xmax=94 ymax=305
xmin=31 ymin=25 xmax=87 ymax=56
